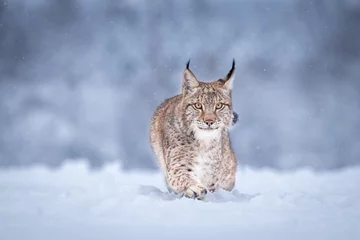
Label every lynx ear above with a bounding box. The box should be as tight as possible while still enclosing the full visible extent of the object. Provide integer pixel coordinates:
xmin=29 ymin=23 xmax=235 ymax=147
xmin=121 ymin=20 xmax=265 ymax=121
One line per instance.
xmin=182 ymin=59 xmax=199 ymax=94
xmin=223 ymin=59 xmax=235 ymax=90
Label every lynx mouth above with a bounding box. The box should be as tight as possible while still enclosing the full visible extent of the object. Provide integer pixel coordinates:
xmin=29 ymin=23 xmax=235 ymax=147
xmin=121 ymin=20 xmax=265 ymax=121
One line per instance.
xmin=198 ymin=126 xmax=219 ymax=131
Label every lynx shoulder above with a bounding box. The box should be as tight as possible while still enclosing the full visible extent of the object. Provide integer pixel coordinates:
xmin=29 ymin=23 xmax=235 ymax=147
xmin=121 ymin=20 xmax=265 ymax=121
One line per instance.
xmin=150 ymin=60 xmax=238 ymax=200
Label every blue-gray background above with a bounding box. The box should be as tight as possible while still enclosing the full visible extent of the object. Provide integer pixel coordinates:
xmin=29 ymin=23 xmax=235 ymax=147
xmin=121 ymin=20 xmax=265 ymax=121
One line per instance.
xmin=1 ymin=0 xmax=359 ymax=171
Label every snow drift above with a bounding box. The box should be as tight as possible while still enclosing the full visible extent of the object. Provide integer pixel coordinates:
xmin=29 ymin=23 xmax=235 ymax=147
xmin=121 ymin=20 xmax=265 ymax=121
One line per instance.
xmin=0 ymin=160 xmax=359 ymax=240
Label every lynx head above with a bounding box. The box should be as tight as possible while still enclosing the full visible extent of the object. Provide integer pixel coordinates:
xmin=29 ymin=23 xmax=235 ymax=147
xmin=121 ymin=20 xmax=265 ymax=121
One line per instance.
xmin=181 ymin=59 xmax=235 ymax=140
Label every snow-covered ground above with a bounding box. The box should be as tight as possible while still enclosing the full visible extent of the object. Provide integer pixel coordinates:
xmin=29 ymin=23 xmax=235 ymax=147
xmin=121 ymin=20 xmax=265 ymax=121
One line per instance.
xmin=0 ymin=161 xmax=359 ymax=240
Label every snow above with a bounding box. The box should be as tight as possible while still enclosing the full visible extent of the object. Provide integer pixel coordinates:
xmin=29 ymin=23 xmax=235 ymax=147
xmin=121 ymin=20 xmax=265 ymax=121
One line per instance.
xmin=1 ymin=161 xmax=359 ymax=240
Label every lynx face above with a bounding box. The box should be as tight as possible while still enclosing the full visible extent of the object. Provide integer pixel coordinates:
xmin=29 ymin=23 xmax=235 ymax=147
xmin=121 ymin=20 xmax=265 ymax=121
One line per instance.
xmin=182 ymin=60 xmax=235 ymax=140
xmin=184 ymin=86 xmax=233 ymax=135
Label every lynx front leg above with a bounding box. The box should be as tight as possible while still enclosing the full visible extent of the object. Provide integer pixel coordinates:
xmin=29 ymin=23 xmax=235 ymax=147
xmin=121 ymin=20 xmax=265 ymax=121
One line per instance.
xmin=185 ymin=185 xmax=208 ymax=200
xmin=222 ymin=178 xmax=235 ymax=192
xmin=216 ymin=178 xmax=235 ymax=193
xmin=219 ymin=156 xmax=237 ymax=192
xmin=166 ymin=162 xmax=207 ymax=200
xmin=220 ymin=168 xmax=236 ymax=192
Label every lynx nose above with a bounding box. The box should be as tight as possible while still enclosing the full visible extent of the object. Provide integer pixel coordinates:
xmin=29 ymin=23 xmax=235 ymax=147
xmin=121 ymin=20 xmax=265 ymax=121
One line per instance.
xmin=204 ymin=119 xmax=215 ymax=126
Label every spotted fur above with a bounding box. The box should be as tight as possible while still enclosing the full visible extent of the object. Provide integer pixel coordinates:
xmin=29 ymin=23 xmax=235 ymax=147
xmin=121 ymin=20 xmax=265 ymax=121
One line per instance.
xmin=150 ymin=60 xmax=237 ymax=200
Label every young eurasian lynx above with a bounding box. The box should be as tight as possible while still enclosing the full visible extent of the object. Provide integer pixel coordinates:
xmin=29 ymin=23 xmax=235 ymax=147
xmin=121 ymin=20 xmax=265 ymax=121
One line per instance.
xmin=150 ymin=60 xmax=237 ymax=200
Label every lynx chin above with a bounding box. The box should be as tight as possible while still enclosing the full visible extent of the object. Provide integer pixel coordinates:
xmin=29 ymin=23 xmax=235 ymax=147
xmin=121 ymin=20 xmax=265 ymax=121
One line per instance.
xmin=150 ymin=60 xmax=238 ymax=200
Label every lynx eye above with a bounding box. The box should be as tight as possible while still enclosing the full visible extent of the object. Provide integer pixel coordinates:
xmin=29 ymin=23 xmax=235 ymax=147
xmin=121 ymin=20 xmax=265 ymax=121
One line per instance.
xmin=215 ymin=103 xmax=224 ymax=110
xmin=194 ymin=102 xmax=202 ymax=109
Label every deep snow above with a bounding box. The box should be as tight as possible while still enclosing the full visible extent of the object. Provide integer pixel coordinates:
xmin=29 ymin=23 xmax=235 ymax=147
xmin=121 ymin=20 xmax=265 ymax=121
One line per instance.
xmin=0 ymin=161 xmax=359 ymax=240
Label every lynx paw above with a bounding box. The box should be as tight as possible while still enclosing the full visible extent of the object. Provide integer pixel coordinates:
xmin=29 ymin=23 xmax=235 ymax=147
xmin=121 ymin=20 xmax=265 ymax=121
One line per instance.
xmin=185 ymin=185 xmax=207 ymax=200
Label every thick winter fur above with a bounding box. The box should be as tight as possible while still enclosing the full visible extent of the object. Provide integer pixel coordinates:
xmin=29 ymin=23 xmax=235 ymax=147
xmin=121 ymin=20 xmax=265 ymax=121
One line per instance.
xmin=150 ymin=60 xmax=237 ymax=200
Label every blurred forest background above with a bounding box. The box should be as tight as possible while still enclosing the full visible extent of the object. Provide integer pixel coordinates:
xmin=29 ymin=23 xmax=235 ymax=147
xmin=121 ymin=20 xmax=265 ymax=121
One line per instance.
xmin=0 ymin=0 xmax=360 ymax=171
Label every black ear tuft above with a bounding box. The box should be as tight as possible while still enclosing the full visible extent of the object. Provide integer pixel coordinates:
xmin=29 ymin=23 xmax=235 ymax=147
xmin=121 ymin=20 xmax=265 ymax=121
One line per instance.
xmin=186 ymin=59 xmax=191 ymax=69
xmin=226 ymin=59 xmax=236 ymax=80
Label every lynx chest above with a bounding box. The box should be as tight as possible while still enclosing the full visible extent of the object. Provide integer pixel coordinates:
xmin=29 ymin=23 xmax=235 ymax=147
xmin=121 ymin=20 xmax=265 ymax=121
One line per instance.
xmin=193 ymin=142 xmax=222 ymax=188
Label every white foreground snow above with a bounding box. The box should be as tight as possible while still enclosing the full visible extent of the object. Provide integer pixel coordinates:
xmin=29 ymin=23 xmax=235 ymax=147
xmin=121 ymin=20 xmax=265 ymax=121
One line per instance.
xmin=0 ymin=161 xmax=359 ymax=240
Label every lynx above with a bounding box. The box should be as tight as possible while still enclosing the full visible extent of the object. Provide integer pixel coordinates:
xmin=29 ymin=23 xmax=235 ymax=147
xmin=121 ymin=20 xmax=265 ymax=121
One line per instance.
xmin=150 ymin=60 xmax=238 ymax=200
